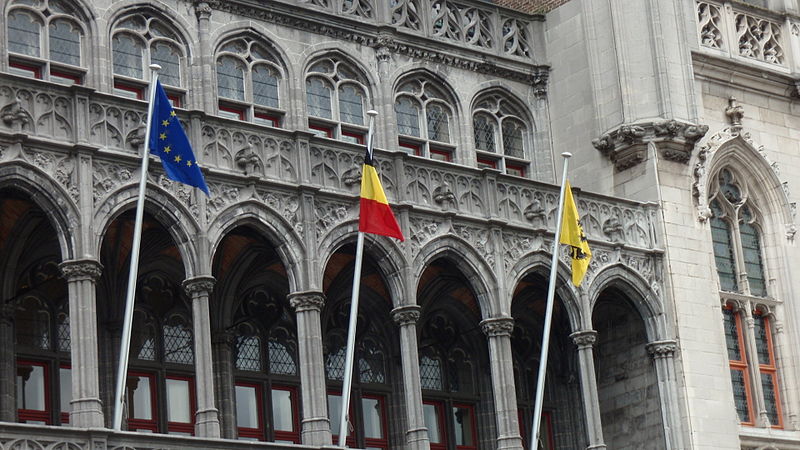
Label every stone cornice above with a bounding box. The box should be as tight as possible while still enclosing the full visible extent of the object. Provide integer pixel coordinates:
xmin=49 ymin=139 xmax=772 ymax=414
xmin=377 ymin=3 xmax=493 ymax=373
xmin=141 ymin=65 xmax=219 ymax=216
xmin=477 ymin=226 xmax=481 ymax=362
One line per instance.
xmin=391 ymin=305 xmax=421 ymax=326
xmin=480 ymin=317 xmax=514 ymax=337
xmin=592 ymin=120 xmax=709 ymax=170
xmin=59 ymin=259 xmax=103 ymax=282
xmin=288 ymin=290 xmax=325 ymax=312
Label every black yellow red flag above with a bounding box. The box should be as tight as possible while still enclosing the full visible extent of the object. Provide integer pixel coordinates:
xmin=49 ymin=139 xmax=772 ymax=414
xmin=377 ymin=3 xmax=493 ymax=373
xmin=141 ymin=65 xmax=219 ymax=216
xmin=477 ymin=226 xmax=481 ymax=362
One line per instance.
xmin=359 ymin=149 xmax=404 ymax=241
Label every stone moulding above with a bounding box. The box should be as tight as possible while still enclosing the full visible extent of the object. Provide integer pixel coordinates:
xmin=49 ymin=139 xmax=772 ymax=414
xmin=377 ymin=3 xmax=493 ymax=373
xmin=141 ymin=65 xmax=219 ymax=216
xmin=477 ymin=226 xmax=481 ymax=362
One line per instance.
xmin=592 ymin=120 xmax=709 ymax=170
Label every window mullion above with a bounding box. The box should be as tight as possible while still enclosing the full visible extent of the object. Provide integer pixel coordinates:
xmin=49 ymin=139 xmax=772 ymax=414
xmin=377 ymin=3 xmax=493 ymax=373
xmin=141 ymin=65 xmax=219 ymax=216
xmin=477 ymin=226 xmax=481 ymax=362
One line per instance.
xmin=741 ymin=310 xmax=768 ymax=427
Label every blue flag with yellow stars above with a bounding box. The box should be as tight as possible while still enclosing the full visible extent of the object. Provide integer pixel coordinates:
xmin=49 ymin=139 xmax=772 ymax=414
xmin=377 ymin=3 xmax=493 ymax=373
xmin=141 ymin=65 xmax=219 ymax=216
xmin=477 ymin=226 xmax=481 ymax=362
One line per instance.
xmin=148 ymin=81 xmax=210 ymax=196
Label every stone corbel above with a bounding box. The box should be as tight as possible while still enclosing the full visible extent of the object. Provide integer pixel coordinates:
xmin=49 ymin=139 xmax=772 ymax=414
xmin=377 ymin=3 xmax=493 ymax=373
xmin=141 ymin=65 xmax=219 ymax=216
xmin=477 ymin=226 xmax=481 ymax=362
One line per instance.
xmin=593 ymin=120 xmax=709 ymax=170
xmin=433 ymin=183 xmax=456 ymax=205
xmin=235 ymin=144 xmax=263 ymax=177
xmin=1 ymin=99 xmax=31 ymax=128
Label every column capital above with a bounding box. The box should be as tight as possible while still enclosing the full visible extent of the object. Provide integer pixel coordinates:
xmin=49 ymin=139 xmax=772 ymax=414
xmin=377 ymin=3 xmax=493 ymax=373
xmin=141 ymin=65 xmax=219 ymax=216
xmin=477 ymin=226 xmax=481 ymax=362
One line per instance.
xmin=183 ymin=276 xmax=216 ymax=297
xmin=646 ymin=339 xmax=677 ymax=359
xmin=480 ymin=317 xmax=514 ymax=337
xmin=194 ymin=1 xmax=212 ymax=20
xmin=59 ymin=259 xmax=103 ymax=281
xmin=288 ymin=290 xmax=325 ymax=312
xmin=391 ymin=305 xmax=421 ymax=326
xmin=570 ymin=329 xmax=597 ymax=348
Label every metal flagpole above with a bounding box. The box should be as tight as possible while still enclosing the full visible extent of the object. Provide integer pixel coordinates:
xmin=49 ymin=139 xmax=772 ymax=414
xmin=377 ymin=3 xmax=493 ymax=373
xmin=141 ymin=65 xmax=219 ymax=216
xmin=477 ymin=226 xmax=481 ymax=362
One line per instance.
xmin=112 ymin=64 xmax=161 ymax=431
xmin=529 ymin=152 xmax=572 ymax=450
xmin=338 ymin=110 xmax=378 ymax=446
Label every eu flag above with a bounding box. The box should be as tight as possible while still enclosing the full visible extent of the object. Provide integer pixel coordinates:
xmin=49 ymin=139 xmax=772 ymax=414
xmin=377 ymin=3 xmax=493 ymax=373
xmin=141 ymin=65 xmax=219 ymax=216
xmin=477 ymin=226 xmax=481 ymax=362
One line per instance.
xmin=148 ymin=81 xmax=210 ymax=196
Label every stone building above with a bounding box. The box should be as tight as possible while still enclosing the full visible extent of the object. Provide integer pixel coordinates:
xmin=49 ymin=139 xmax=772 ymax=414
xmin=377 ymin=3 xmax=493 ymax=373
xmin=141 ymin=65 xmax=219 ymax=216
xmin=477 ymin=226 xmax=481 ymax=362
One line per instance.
xmin=0 ymin=0 xmax=798 ymax=449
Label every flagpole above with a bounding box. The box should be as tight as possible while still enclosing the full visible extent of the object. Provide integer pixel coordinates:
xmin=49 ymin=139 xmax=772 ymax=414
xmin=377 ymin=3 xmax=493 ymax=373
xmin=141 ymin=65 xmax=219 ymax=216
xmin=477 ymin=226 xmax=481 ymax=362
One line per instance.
xmin=337 ymin=110 xmax=378 ymax=446
xmin=112 ymin=64 xmax=161 ymax=431
xmin=529 ymin=152 xmax=571 ymax=450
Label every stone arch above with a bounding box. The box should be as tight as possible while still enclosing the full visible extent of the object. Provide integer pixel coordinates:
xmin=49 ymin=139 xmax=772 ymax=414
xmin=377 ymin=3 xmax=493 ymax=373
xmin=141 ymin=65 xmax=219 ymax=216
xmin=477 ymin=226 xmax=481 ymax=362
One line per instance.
xmin=211 ymin=23 xmax=296 ymax=83
xmin=0 ymin=162 xmax=78 ymax=260
xmin=391 ymin=67 xmax=463 ymax=118
xmin=470 ymin=86 xmax=536 ymax=130
xmin=301 ymin=47 xmax=381 ymax=100
xmin=92 ymin=183 xmax=200 ymax=279
xmin=413 ymin=235 xmax=496 ymax=319
xmin=589 ymin=263 xmax=665 ymax=343
xmin=103 ymin=1 xmax=195 ymax=56
xmin=317 ymin=219 xmax=406 ymax=308
xmin=506 ymin=250 xmax=582 ymax=332
xmin=207 ymin=200 xmax=305 ymax=294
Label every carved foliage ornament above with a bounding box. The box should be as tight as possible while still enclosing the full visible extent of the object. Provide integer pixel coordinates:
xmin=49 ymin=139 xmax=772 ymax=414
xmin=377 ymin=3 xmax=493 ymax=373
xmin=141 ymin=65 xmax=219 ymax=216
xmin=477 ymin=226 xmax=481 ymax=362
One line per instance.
xmin=392 ymin=305 xmax=421 ymax=326
xmin=289 ymin=291 xmax=325 ymax=312
xmin=59 ymin=259 xmax=103 ymax=281
xmin=593 ymin=120 xmax=709 ymax=170
xmin=480 ymin=317 xmax=514 ymax=337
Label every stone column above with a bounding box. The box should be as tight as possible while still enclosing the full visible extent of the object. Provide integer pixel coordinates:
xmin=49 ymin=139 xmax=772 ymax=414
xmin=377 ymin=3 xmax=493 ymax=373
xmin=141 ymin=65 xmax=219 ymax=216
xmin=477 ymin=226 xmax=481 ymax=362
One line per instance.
xmin=742 ymin=311 xmax=769 ymax=427
xmin=480 ymin=317 xmax=522 ymax=450
xmin=646 ymin=340 xmax=685 ymax=450
xmin=570 ymin=330 xmax=606 ymax=450
xmin=194 ymin=2 xmax=215 ymax=112
xmin=183 ymin=276 xmax=221 ymax=438
xmin=0 ymin=303 xmax=15 ymax=421
xmin=59 ymin=259 xmax=105 ymax=428
xmin=289 ymin=291 xmax=331 ymax=446
xmin=391 ymin=305 xmax=430 ymax=450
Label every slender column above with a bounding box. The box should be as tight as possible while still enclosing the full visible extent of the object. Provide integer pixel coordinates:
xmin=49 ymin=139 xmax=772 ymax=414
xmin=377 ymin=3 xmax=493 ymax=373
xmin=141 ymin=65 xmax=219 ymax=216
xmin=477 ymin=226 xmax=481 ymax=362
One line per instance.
xmin=570 ymin=330 xmax=606 ymax=450
xmin=481 ymin=317 xmax=523 ymax=450
xmin=212 ymin=330 xmax=237 ymax=438
xmin=743 ymin=311 xmax=769 ymax=427
xmin=194 ymin=2 xmax=215 ymax=112
xmin=183 ymin=276 xmax=221 ymax=438
xmin=0 ymin=302 xmax=15 ymax=421
xmin=646 ymin=340 xmax=684 ymax=450
xmin=391 ymin=305 xmax=430 ymax=450
xmin=289 ymin=291 xmax=332 ymax=446
xmin=59 ymin=259 xmax=105 ymax=428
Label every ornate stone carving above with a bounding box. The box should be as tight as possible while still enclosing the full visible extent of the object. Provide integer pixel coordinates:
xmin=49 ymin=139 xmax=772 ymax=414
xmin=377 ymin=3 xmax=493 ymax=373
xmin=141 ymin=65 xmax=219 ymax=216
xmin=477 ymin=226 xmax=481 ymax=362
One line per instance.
xmin=697 ymin=2 xmax=723 ymax=49
xmin=235 ymin=143 xmax=263 ymax=176
xmin=390 ymin=0 xmax=422 ymax=30
xmin=602 ymin=217 xmax=624 ymax=242
xmin=646 ymin=340 xmax=677 ymax=359
xmin=183 ymin=276 xmax=216 ymax=296
xmin=342 ymin=166 xmax=362 ymax=186
xmin=593 ymin=120 xmax=708 ymax=169
xmin=453 ymin=223 xmax=494 ymax=266
xmin=195 ymin=1 xmax=212 ymax=19
xmin=734 ymin=13 xmax=784 ymax=65
xmin=391 ymin=305 xmax=421 ymax=326
xmin=314 ymin=199 xmax=352 ymax=240
xmin=433 ymin=183 xmax=456 ymax=205
xmin=59 ymin=259 xmax=103 ymax=281
xmin=408 ymin=216 xmax=443 ymax=258
xmin=289 ymin=291 xmax=325 ymax=312
xmin=257 ymin=189 xmax=303 ymax=235
xmin=88 ymin=102 xmax=146 ymax=153
xmin=1 ymin=99 xmax=31 ymax=127
xmin=0 ymin=87 xmax=73 ymax=140
xmin=340 ymin=0 xmax=373 ymax=18
xmin=502 ymin=231 xmax=540 ymax=272
xmin=92 ymin=161 xmax=134 ymax=205
xmin=480 ymin=317 xmax=514 ymax=337
xmin=570 ymin=330 xmax=597 ymax=348
xmin=725 ymin=97 xmax=744 ymax=129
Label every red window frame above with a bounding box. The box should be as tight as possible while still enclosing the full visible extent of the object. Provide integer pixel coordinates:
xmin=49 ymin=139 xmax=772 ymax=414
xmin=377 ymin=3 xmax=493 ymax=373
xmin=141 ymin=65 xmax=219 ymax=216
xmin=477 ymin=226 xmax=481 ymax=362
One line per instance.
xmin=219 ymin=104 xmax=245 ymax=121
xmin=235 ymin=381 xmax=265 ymax=440
xmin=505 ymin=163 xmax=526 ymax=178
xmin=477 ymin=158 xmax=497 ymax=170
xmin=518 ymin=409 xmax=555 ymax=450
xmin=126 ymin=371 xmax=158 ymax=432
xmin=399 ymin=141 xmax=422 ymax=156
xmin=342 ymin=130 xmax=366 ymax=145
xmin=59 ymin=364 xmax=71 ymax=424
xmin=9 ymin=61 xmax=42 ymax=79
xmin=754 ymin=311 xmax=783 ymax=428
xmin=423 ymin=400 xmax=447 ymax=450
xmin=16 ymin=360 xmax=51 ymax=425
xmin=725 ymin=305 xmax=754 ymax=425
xmin=309 ymin=123 xmax=334 ymax=138
xmin=452 ymin=403 xmax=478 ymax=450
xmin=114 ymin=81 xmax=145 ymax=100
xmin=166 ymin=93 xmax=182 ymax=109
xmin=165 ymin=374 xmax=196 ymax=435
xmin=272 ymin=385 xmax=301 ymax=444
xmin=361 ymin=394 xmax=389 ymax=449
xmin=255 ymin=113 xmax=280 ymax=128
xmin=50 ymin=70 xmax=82 ymax=85
xmin=328 ymin=390 xmax=356 ymax=447
xmin=430 ymin=148 xmax=452 ymax=162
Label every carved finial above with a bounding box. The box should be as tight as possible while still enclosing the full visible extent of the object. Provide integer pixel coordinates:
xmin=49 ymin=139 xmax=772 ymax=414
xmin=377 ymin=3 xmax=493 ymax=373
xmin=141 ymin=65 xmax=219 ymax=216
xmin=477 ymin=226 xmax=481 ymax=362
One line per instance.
xmin=726 ymin=97 xmax=744 ymax=129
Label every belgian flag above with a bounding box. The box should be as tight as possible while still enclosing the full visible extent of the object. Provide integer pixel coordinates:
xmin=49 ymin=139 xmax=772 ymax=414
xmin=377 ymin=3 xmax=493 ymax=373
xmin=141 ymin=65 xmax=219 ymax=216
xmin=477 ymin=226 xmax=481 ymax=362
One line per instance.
xmin=359 ymin=147 xmax=404 ymax=241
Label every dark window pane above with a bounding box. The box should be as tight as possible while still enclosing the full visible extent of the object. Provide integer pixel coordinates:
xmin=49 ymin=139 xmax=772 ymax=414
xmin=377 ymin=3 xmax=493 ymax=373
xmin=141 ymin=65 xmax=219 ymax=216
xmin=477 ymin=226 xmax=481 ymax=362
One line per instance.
xmin=753 ymin=314 xmax=770 ymax=365
xmin=112 ymin=33 xmax=144 ymax=78
xmin=268 ymin=338 xmax=296 ymax=375
xmin=419 ymin=355 xmax=442 ymax=391
xmin=338 ymin=84 xmax=364 ymax=125
xmin=253 ymin=64 xmax=279 ymax=108
xmin=8 ymin=10 xmax=41 ymax=57
xmin=325 ymin=343 xmax=345 ymax=381
xmin=740 ymin=221 xmax=766 ymax=297
xmin=358 ymin=339 xmax=385 ymax=384
xmin=217 ymin=56 xmax=245 ymax=101
xmin=710 ymin=202 xmax=738 ymax=292
xmin=452 ymin=405 xmax=475 ymax=446
xmin=395 ymin=97 xmax=420 ymax=137
xmin=163 ymin=321 xmax=194 ymax=365
xmin=730 ymin=369 xmax=750 ymax=423
xmin=722 ymin=308 xmax=742 ymax=361
xmin=235 ymin=335 xmax=262 ymax=372
xmin=151 ymin=42 xmax=181 ymax=87
xmin=502 ymin=118 xmax=525 ymax=158
xmin=57 ymin=312 xmax=70 ymax=352
xmin=49 ymin=19 xmax=81 ymax=65
xmin=16 ymin=297 xmax=50 ymax=350
xmin=16 ymin=363 xmax=46 ymax=411
xmin=235 ymin=385 xmax=259 ymax=429
xmin=426 ymin=103 xmax=450 ymax=143
xmin=306 ymin=77 xmax=332 ymax=119
xmin=761 ymin=372 xmax=780 ymax=426
xmin=473 ymin=114 xmax=495 ymax=152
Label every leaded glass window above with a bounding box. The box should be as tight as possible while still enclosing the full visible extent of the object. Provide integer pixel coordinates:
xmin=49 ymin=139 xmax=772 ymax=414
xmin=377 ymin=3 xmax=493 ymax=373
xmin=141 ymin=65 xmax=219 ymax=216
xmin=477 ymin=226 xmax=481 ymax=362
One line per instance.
xmin=472 ymin=93 xmax=531 ymax=176
xmin=711 ymin=201 xmax=738 ymax=292
xmin=48 ymin=19 xmax=80 ymax=65
xmin=215 ymin=36 xmax=285 ymax=124
xmin=305 ymin=56 xmax=370 ymax=142
xmin=761 ymin=373 xmax=780 ymax=425
xmin=8 ymin=10 xmax=41 ymax=57
xmin=16 ymin=297 xmax=50 ymax=350
xmin=753 ymin=312 xmax=782 ymax=427
xmin=419 ymin=354 xmax=443 ymax=391
xmin=740 ymin=207 xmax=766 ymax=297
xmin=112 ymin=13 xmax=186 ymax=89
xmin=395 ymin=77 xmax=457 ymax=159
xmin=730 ymin=368 xmax=750 ymax=422
xmin=163 ymin=317 xmax=194 ymax=365
xmin=722 ymin=308 xmax=742 ymax=361
xmin=325 ymin=339 xmax=346 ymax=381
xmin=113 ymin=33 xmax=144 ymax=79
xmin=357 ymin=338 xmax=386 ymax=384
xmin=151 ymin=42 xmax=181 ymax=87
xmin=268 ymin=336 xmax=297 ymax=376
xmin=56 ymin=311 xmax=70 ymax=352
xmin=236 ymin=335 xmax=262 ymax=372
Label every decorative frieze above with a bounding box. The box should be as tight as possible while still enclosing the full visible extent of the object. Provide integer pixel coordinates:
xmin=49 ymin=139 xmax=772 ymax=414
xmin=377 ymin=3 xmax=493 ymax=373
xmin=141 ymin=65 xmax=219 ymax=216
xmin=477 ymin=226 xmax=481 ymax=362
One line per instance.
xmin=592 ymin=120 xmax=709 ymax=170
xmin=0 ymin=86 xmax=73 ymax=140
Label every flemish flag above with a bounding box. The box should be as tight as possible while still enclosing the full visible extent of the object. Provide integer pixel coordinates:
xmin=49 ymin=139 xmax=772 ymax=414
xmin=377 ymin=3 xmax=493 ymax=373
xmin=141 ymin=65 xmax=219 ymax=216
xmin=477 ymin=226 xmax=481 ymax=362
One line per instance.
xmin=560 ymin=180 xmax=591 ymax=286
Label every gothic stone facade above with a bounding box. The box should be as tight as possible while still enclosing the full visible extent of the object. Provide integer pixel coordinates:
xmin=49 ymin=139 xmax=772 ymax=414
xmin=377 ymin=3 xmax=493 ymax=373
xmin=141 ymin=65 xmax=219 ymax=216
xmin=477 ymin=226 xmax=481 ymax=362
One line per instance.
xmin=0 ymin=0 xmax=796 ymax=450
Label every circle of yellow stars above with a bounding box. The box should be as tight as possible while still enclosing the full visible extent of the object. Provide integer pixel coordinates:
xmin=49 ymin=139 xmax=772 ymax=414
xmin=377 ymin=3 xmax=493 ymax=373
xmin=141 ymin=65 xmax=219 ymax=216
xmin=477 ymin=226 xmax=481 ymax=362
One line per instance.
xmin=158 ymin=110 xmax=196 ymax=167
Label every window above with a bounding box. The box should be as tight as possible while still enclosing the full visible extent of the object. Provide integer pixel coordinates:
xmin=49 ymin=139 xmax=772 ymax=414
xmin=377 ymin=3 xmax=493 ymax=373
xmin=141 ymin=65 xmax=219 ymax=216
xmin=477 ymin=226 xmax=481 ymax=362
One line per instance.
xmin=127 ymin=291 xmax=196 ymax=434
xmin=394 ymin=77 xmax=457 ymax=160
xmin=6 ymin=0 xmax=86 ymax=84
xmin=15 ymin=294 xmax=72 ymax=425
xmin=305 ymin=57 xmax=369 ymax=144
xmin=111 ymin=13 xmax=186 ymax=100
xmin=711 ymin=167 xmax=783 ymax=428
xmin=215 ymin=36 xmax=285 ymax=126
xmin=472 ymin=93 xmax=530 ymax=176
xmin=231 ymin=292 xmax=301 ymax=443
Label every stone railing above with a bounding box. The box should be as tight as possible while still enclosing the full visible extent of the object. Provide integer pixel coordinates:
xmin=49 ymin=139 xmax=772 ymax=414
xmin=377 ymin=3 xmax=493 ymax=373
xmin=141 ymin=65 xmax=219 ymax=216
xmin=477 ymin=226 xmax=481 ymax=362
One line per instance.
xmin=210 ymin=0 xmax=539 ymax=61
xmin=695 ymin=1 xmax=800 ymax=72
xmin=0 ymin=422 xmax=319 ymax=450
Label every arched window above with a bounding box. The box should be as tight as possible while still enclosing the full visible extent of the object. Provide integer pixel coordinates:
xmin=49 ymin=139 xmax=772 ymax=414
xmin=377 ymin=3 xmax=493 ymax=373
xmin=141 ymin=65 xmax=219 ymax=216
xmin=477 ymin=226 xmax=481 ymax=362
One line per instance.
xmin=305 ymin=56 xmax=370 ymax=144
xmin=111 ymin=13 xmax=186 ymax=104
xmin=394 ymin=77 xmax=457 ymax=161
xmin=6 ymin=0 xmax=86 ymax=84
xmin=125 ymin=275 xmax=196 ymax=435
xmin=215 ymin=36 xmax=285 ymax=127
xmin=710 ymin=167 xmax=783 ymax=429
xmin=472 ymin=93 xmax=531 ymax=177
xmin=231 ymin=290 xmax=300 ymax=443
